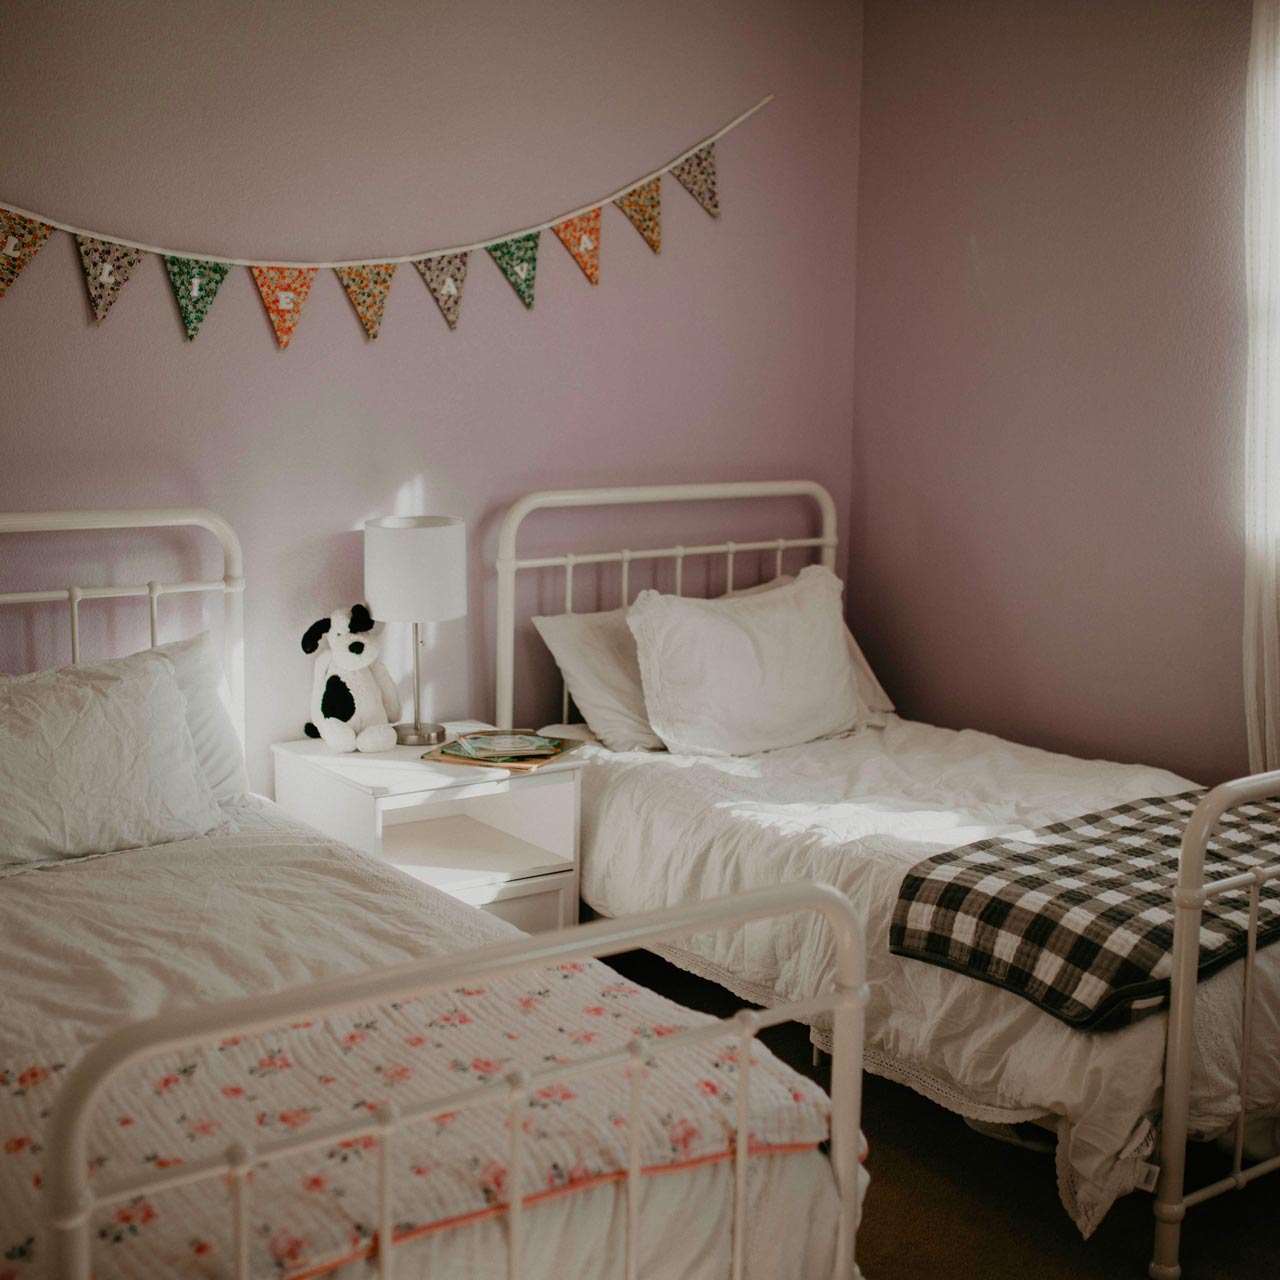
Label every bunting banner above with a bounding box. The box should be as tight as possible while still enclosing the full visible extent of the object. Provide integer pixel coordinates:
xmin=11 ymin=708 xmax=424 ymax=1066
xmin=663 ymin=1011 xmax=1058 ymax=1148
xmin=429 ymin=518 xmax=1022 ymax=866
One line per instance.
xmin=0 ymin=211 xmax=53 ymax=298
xmin=414 ymin=252 xmax=469 ymax=330
xmin=336 ymin=263 xmax=396 ymax=339
xmin=488 ymin=232 xmax=539 ymax=308
xmin=164 ymin=257 xmax=229 ymax=340
xmin=670 ymin=144 xmax=720 ymax=218
xmin=552 ymin=208 xmax=601 ymax=285
xmin=614 ymin=178 xmax=661 ymax=254
xmin=252 ymin=266 xmax=317 ymax=349
xmin=76 ymin=235 xmax=144 ymax=322
xmin=0 ymin=94 xmax=771 ymax=347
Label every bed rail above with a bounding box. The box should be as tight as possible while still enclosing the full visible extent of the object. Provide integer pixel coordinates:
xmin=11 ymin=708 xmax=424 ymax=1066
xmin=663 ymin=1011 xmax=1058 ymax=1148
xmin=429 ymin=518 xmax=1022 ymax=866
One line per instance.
xmin=494 ymin=481 xmax=838 ymax=728
xmin=0 ymin=507 xmax=245 ymax=741
xmin=46 ymin=880 xmax=868 ymax=1280
xmin=1150 ymin=769 xmax=1280 ymax=1279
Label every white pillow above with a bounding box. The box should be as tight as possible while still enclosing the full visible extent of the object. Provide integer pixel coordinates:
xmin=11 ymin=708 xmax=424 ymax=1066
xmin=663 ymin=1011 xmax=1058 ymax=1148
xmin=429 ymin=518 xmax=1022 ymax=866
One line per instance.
xmin=533 ymin=573 xmax=891 ymax=751
xmin=154 ymin=632 xmax=249 ymax=805
xmin=531 ymin=608 xmax=663 ymax=751
xmin=627 ymin=565 xmax=863 ymax=756
xmin=0 ymin=651 xmax=225 ymax=867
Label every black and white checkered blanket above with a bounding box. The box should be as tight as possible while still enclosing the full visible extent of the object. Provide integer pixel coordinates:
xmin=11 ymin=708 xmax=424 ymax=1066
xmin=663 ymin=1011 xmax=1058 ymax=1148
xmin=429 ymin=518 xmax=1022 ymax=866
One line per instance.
xmin=889 ymin=790 xmax=1280 ymax=1030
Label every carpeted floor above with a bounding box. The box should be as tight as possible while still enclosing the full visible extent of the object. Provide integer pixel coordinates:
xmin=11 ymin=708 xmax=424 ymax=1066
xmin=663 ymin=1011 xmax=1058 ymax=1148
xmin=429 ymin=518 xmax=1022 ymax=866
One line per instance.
xmin=608 ymin=949 xmax=1278 ymax=1280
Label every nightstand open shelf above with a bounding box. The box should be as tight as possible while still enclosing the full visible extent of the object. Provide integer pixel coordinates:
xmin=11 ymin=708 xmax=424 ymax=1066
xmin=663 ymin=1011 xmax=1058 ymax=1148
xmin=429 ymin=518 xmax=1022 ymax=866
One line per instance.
xmin=272 ymin=731 xmax=582 ymax=932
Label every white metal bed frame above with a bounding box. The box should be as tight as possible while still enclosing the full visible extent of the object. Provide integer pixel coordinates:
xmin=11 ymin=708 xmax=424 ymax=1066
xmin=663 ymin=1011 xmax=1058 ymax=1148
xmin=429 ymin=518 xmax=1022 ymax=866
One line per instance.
xmin=0 ymin=506 xmax=867 ymax=1280
xmin=0 ymin=507 xmax=246 ymax=739
xmin=492 ymin=479 xmax=1280 ymax=1279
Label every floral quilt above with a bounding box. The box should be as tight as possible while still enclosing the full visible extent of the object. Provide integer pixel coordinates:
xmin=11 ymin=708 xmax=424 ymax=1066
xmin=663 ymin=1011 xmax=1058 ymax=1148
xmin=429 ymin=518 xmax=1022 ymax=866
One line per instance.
xmin=0 ymin=805 xmax=831 ymax=1278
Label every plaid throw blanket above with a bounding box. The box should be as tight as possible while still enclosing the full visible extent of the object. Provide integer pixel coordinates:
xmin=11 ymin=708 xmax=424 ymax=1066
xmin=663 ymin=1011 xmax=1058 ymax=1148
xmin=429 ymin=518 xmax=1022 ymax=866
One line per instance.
xmin=889 ymin=790 xmax=1280 ymax=1030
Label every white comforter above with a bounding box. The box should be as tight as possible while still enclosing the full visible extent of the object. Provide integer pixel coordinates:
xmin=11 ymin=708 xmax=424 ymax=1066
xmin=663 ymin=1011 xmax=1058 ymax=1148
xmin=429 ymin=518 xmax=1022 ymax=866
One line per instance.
xmin=567 ymin=715 xmax=1280 ymax=1236
xmin=0 ymin=800 xmax=840 ymax=1279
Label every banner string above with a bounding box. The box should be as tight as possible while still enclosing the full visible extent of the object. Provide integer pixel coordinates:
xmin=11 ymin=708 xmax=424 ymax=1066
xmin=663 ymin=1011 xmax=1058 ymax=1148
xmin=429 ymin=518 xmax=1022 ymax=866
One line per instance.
xmin=0 ymin=95 xmax=773 ymax=270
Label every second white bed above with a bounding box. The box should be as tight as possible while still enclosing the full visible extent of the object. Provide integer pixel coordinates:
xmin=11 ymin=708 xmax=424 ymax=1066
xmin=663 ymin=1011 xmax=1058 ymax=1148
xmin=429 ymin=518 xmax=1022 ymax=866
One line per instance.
xmin=558 ymin=714 xmax=1280 ymax=1237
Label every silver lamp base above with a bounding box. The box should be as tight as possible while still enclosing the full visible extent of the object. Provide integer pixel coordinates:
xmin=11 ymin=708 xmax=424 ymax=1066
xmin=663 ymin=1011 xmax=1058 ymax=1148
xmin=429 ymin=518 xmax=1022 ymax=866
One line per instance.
xmin=396 ymin=722 xmax=447 ymax=747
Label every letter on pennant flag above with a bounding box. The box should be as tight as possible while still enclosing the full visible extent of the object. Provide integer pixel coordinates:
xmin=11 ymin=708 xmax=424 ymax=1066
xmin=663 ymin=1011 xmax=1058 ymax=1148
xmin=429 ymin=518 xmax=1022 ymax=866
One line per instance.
xmin=251 ymin=266 xmax=318 ymax=349
xmin=487 ymin=232 xmax=539 ymax=308
xmin=613 ymin=178 xmax=661 ymax=254
xmin=335 ymin=264 xmax=396 ymax=339
xmin=670 ymin=144 xmax=720 ymax=218
xmin=164 ymin=257 xmax=229 ymax=340
xmin=413 ymin=252 xmax=469 ymax=330
xmin=0 ymin=211 xmax=54 ymax=298
xmin=75 ymin=236 xmax=145 ymax=322
xmin=552 ymin=209 xmax=601 ymax=285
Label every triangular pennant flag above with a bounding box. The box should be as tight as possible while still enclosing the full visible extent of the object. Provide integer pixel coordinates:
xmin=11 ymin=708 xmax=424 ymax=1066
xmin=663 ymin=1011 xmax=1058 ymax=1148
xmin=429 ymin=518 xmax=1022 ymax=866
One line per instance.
xmin=487 ymin=232 xmax=540 ymax=308
xmin=75 ymin=236 xmax=145 ymax=322
xmin=613 ymin=178 xmax=662 ymax=254
xmin=552 ymin=209 xmax=601 ymax=285
xmin=163 ymin=257 xmax=229 ymax=341
xmin=335 ymin=263 xmax=396 ymax=339
xmin=0 ymin=212 xmax=54 ymax=298
xmin=413 ymin=252 xmax=469 ymax=330
xmin=251 ymin=266 xmax=317 ymax=349
xmin=670 ymin=144 xmax=720 ymax=218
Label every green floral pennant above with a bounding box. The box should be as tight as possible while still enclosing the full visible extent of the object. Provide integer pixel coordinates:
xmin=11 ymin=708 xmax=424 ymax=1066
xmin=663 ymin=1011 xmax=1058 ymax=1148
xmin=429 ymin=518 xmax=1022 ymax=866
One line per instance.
xmin=164 ymin=257 xmax=230 ymax=340
xmin=487 ymin=232 xmax=539 ymax=308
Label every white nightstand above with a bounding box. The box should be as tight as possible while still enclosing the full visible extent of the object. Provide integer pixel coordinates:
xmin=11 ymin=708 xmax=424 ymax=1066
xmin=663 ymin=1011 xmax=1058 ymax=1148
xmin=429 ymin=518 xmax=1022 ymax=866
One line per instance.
xmin=272 ymin=727 xmax=581 ymax=933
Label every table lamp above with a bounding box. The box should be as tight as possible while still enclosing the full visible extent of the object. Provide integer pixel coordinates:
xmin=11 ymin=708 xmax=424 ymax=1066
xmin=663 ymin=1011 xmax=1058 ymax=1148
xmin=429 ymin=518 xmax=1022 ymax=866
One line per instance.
xmin=364 ymin=515 xmax=467 ymax=746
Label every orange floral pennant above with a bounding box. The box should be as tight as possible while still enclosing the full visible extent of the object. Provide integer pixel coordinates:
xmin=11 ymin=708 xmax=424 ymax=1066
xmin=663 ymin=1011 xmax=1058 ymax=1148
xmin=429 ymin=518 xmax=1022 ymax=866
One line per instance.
xmin=0 ymin=211 xmax=53 ymax=298
xmin=335 ymin=263 xmax=396 ymax=339
xmin=413 ymin=252 xmax=469 ymax=330
xmin=75 ymin=236 xmax=145 ymax=322
xmin=613 ymin=177 xmax=661 ymax=254
xmin=251 ymin=266 xmax=317 ymax=349
xmin=552 ymin=209 xmax=601 ymax=285
xmin=670 ymin=144 xmax=720 ymax=218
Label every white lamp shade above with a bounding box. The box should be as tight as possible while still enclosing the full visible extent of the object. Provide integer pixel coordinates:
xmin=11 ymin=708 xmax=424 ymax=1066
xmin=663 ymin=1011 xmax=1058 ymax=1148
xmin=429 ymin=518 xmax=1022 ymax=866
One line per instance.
xmin=364 ymin=516 xmax=467 ymax=622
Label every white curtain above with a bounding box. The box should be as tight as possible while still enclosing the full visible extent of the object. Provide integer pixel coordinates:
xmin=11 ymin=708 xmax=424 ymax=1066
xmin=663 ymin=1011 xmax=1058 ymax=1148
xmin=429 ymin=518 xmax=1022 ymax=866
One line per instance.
xmin=1245 ymin=0 xmax=1280 ymax=771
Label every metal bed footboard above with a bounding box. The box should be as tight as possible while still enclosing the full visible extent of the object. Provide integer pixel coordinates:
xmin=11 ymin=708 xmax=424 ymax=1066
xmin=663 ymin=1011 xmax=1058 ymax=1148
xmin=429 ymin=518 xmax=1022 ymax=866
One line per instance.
xmin=1150 ymin=769 xmax=1280 ymax=1279
xmin=46 ymin=880 xmax=868 ymax=1280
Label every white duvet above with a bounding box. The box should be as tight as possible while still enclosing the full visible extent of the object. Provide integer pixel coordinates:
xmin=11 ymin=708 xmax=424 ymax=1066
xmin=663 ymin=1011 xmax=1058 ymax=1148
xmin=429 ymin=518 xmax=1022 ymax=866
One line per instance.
xmin=0 ymin=800 xmax=841 ymax=1279
xmin=564 ymin=715 xmax=1280 ymax=1236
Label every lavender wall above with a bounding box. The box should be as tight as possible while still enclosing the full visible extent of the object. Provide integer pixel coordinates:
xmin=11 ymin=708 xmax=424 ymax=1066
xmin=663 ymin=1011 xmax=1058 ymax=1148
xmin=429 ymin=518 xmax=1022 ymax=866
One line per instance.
xmin=853 ymin=0 xmax=1250 ymax=783
xmin=0 ymin=0 xmax=861 ymax=788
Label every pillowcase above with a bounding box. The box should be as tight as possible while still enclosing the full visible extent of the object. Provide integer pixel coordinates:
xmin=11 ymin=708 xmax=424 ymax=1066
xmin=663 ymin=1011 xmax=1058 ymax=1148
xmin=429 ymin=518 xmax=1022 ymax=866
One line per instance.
xmin=532 ymin=571 xmax=892 ymax=751
xmin=626 ymin=565 xmax=863 ymax=756
xmin=154 ymin=632 xmax=249 ymax=805
xmin=0 ymin=651 xmax=225 ymax=868
xmin=531 ymin=608 xmax=663 ymax=751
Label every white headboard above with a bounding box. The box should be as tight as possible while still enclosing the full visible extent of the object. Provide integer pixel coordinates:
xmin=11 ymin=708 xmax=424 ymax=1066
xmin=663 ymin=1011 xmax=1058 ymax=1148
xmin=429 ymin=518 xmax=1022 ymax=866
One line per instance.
xmin=0 ymin=507 xmax=246 ymax=740
xmin=494 ymin=480 xmax=838 ymax=729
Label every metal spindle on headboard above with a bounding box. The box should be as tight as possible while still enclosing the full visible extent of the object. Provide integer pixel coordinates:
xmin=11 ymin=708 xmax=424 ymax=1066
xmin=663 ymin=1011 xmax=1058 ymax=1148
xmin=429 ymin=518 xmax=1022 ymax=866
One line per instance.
xmin=494 ymin=481 xmax=839 ymax=730
xmin=0 ymin=508 xmax=246 ymax=743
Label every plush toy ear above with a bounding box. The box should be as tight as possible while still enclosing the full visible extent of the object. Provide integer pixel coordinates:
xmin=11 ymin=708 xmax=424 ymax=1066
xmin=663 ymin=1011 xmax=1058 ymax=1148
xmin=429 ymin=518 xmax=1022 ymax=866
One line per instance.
xmin=349 ymin=603 xmax=375 ymax=634
xmin=301 ymin=617 xmax=332 ymax=654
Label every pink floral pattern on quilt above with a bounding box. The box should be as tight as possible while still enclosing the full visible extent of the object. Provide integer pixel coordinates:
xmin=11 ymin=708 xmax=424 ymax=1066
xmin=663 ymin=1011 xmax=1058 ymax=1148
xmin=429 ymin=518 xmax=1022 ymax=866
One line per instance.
xmin=0 ymin=962 xmax=828 ymax=1278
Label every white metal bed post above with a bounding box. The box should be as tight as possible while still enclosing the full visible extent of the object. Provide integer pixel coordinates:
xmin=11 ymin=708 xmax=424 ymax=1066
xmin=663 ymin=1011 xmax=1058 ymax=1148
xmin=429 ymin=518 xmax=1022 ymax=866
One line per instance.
xmin=0 ymin=508 xmax=246 ymax=739
xmin=493 ymin=481 xmax=839 ymax=729
xmin=1150 ymin=769 xmax=1280 ymax=1280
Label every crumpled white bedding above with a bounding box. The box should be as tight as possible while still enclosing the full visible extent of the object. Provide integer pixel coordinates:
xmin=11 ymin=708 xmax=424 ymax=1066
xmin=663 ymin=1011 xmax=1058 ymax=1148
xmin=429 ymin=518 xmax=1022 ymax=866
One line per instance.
xmin=0 ymin=799 xmax=842 ymax=1279
xmin=560 ymin=715 xmax=1280 ymax=1236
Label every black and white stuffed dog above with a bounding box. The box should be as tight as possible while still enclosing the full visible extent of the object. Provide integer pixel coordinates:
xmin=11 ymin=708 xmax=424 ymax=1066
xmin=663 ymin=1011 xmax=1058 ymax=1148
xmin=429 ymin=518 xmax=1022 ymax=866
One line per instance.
xmin=301 ymin=604 xmax=400 ymax=753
